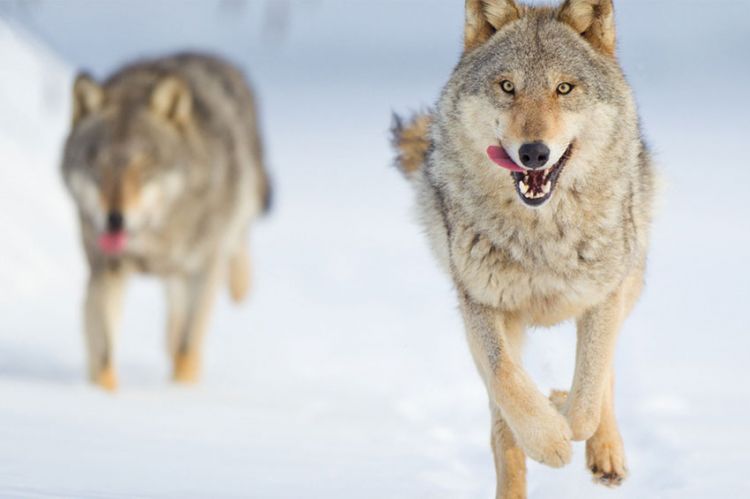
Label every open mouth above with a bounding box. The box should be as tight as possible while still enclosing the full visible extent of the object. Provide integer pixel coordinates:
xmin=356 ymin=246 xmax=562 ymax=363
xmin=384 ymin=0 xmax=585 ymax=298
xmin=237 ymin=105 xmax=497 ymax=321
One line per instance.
xmin=487 ymin=144 xmax=573 ymax=207
xmin=512 ymin=145 xmax=572 ymax=206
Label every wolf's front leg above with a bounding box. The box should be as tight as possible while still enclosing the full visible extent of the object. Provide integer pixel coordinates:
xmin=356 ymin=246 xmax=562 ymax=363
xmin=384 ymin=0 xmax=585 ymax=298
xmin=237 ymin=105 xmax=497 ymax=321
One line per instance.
xmin=84 ymin=267 xmax=127 ymax=391
xmin=460 ymin=297 xmax=572 ymax=469
xmin=165 ymin=259 xmax=222 ymax=383
xmin=491 ymin=407 xmax=527 ymax=499
xmin=586 ymin=369 xmax=627 ymax=487
xmin=565 ymin=288 xmax=626 ymax=441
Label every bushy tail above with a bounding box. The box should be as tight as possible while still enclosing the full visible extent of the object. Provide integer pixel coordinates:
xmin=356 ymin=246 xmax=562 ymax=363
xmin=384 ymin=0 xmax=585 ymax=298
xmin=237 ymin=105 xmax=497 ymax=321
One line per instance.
xmin=390 ymin=111 xmax=432 ymax=178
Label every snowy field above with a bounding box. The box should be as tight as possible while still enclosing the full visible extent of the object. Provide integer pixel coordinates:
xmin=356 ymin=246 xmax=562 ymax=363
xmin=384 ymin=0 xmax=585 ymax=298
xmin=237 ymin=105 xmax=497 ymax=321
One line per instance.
xmin=0 ymin=1 xmax=749 ymax=497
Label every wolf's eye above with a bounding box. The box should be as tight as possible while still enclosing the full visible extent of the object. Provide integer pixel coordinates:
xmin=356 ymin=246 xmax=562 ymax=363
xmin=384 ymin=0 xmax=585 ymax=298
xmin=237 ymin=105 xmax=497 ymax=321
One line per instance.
xmin=557 ymin=82 xmax=574 ymax=95
xmin=499 ymin=80 xmax=515 ymax=94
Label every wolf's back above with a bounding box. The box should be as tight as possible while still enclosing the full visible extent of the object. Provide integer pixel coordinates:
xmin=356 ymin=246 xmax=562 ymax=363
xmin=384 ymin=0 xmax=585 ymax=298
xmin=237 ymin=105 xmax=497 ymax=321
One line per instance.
xmin=391 ymin=112 xmax=432 ymax=178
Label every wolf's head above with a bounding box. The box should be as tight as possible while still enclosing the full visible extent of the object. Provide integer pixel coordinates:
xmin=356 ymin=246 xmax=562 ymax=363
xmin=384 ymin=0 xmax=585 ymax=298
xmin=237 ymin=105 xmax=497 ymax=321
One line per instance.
xmin=62 ymin=72 xmax=198 ymax=257
xmin=441 ymin=0 xmax=629 ymax=208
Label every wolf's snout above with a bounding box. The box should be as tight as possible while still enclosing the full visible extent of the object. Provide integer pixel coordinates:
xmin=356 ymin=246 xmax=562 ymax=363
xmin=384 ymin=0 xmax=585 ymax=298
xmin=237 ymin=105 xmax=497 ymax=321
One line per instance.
xmin=107 ymin=211 xmax=124 ymax=233
xmin=519 ymin=142 xmax=550 ymax=169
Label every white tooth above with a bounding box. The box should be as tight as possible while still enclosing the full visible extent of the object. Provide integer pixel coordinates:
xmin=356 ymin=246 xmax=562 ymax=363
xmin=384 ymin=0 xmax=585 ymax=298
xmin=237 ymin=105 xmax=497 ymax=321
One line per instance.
xmin=519 ymin=181 xmax=529 ymax=194
xmin=543 ymin=181 xmax=551 ymax=194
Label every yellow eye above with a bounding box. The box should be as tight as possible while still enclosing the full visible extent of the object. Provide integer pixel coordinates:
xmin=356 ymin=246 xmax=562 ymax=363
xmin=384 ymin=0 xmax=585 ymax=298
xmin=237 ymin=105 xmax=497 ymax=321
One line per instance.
xmin=557 ymin=82 xmax=574 ymax=95
xmin=500 ymin=80 xmax=515 ymax=94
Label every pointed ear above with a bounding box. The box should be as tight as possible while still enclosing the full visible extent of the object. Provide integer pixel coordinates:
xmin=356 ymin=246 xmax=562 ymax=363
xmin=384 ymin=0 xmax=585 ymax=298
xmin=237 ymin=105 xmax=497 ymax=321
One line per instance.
xmin=558 ymin=0 xmax=616 ymax=56
xmin=150 ymin=76 xmax=192 ymax=126
xmin=464 ymin=0 xmax=521 ymax=53
xmin=72 ymin=73 xmax=104 ymax=126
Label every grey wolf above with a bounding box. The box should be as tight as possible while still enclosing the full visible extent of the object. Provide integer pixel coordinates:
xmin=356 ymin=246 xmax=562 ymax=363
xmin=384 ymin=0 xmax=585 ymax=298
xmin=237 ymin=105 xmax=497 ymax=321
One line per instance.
xmin=61 ymin=53 xmax=271 ymax=391
xmin=392 ymin=1 xmax=655 ymax=496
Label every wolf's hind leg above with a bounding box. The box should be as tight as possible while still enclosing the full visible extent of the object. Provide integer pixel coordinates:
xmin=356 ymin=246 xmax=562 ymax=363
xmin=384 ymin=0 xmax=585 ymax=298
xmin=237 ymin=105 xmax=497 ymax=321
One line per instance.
xmin=166 ymin=259 xmax=222 ymax=384
xmin=586 ymin=370 xmax=627 ymax=487
xmin=491 ymin=408 xmax=527 ymax=499
xmin=84 ymin=268 xmax=126 ymax=391
xmin=228 ymin=240 xmax=251 ymax=303
xmin=461 ymin=298 xmax=572 ymax=468
xmin=549 ymin=383 xmax=627 ymax=487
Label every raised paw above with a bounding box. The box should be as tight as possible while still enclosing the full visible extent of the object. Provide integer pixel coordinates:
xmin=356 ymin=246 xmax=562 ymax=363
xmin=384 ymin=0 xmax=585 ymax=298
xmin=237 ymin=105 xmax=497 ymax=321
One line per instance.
xmin=552 ymin=390 xmax=601 ymax=442
xmin=586 ymin=430 xmax=627 ymax=487
xmin=511 ymin=401 xmax=573 ymax=468
xmin=567 ymin=405 xmax=601 ymax=441
xmin=549 ymin=389 xmax=568 ymax=411
xmin=550 ymin=389 xmax=601 ymax=442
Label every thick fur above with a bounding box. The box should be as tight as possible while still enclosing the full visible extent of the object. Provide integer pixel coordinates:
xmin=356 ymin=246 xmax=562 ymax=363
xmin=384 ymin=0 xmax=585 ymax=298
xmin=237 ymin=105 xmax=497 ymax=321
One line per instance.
xmin=392 ymin=1 xmax=654 ymax=497
xmin=62 ymin=53 xmax=271 ymax=390
xmin=391 ymin=112 xmax=433 ymax=177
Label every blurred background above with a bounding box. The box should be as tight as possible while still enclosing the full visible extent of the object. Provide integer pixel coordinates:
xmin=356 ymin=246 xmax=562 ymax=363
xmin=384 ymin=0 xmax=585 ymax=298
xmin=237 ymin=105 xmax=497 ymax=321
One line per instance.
xmin=0 ymin=1 xmax=748 ymax=497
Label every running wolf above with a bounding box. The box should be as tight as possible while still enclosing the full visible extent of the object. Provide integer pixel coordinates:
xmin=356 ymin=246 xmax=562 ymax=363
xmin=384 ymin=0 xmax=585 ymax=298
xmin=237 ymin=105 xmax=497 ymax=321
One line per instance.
xmin=62 ymin=53 xmax=271 ymax=391
xmin=392 ymin=1 xmax=655 ymax=496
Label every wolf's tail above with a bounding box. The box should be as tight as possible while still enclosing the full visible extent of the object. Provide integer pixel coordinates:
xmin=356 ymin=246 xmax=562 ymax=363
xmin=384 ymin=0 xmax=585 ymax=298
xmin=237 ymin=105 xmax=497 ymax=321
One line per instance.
xmin=390 ymin=111 xmax=432 ymax=178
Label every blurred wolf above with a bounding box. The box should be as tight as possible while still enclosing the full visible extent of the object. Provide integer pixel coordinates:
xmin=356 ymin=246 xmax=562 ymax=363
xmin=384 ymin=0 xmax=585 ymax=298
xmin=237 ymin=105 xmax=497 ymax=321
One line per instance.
xmin=392 ymin=1 xmax=655 ymax=496
xmin=61 ymin=53 xmax=271 ymax=391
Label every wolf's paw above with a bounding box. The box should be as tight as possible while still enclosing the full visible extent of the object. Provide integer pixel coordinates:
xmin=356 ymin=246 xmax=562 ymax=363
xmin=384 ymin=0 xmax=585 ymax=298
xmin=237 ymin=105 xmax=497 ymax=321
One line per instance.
xmin=549 ymin=389 xmax=568 ymax=411
xmin=513 ymin=403 xmax=573 ymax=468
xmin=551 ymin=389 xmax=598 ymax=442
xmin=562 ymin=396 xmax=601 ymax=442
xmin=92 ymin=365 xmax=118 ymax=392
xmin=586 ymin=431 xmax=627 ymax=488
xmin=173 ymin=351 xmax=201 ymax=384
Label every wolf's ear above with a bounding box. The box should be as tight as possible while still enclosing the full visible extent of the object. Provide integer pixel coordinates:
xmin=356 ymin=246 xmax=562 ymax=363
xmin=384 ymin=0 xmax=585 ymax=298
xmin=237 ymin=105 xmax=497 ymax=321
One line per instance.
xmin=150 ymin=76 xmax=192 ymax=126
xmin=72 ymin=73 xmax=104 ymax=126
xmin=464 ymin=0 xmax=521 ymax=52
xmin=558 ymin=0 xmax=616 ymax=56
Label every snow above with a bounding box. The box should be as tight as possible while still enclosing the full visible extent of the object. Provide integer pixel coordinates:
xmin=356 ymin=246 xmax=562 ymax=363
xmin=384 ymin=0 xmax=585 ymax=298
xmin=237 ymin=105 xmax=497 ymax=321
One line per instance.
xmin=0 ymin=1 xmax=749 ymax=497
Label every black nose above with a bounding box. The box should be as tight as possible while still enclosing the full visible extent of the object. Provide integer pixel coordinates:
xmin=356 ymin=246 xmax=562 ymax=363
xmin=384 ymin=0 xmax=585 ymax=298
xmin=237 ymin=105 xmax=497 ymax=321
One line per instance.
xmin=519 ymin=142 xmax=551 ymax=169
xmin=107 ymin=211 xmax=124 ymax=233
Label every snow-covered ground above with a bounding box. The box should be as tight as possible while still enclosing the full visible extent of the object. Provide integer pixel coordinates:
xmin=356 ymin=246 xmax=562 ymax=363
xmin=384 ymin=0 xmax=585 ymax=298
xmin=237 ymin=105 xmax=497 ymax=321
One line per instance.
xmin=0 ymin=1 xmax=748 ymax=497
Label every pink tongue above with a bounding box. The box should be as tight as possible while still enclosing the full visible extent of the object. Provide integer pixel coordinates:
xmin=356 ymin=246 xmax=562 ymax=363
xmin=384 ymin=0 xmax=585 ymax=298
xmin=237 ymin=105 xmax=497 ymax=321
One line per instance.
xmin=98 ymin=232 xmax=127 ymax=255
xmin=487 ymin=145 xmax=525 ymax=173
